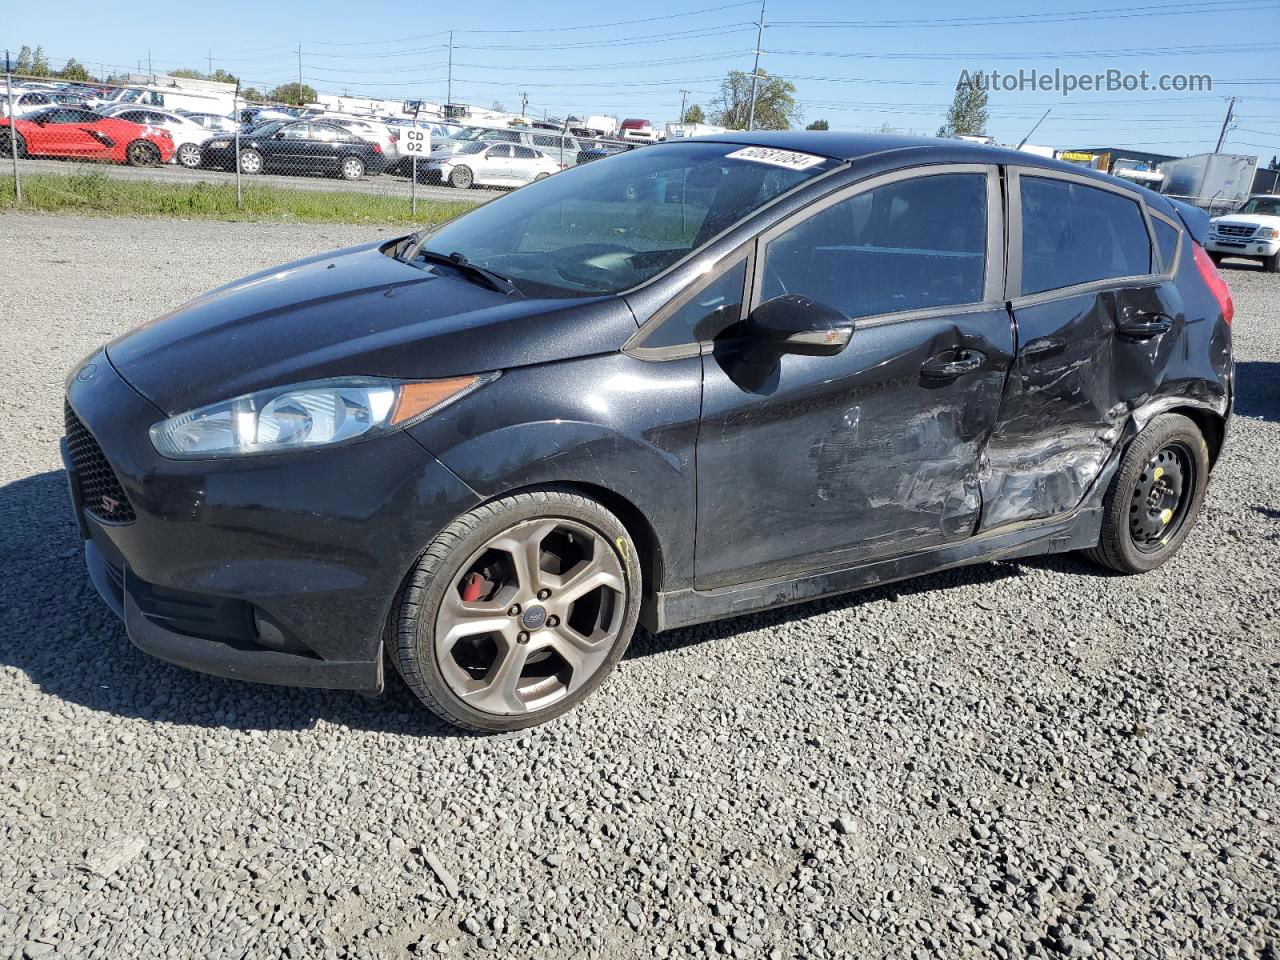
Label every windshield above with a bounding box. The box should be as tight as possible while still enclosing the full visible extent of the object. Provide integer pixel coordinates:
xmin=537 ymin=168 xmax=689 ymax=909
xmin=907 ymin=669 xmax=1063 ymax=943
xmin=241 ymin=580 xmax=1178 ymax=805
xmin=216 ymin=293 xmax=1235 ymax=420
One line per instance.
xmin=414 ymin=141 xmax=839 ymax=298
xmin=456 ymin=128 xmax=487 ymax=141
xmin=450 ymin=141 xmax=486 ymax=156
xmin=1240 ymin=197 xmax=1280 ymax=216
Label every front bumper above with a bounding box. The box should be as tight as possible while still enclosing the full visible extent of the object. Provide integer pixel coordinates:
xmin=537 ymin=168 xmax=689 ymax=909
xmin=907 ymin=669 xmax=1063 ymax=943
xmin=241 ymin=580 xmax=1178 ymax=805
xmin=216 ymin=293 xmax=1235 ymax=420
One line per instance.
xmin=64 ymin=351 xmax=481 ymax=692
xmin=1205 ymin=235 xmax=1279 ymax=258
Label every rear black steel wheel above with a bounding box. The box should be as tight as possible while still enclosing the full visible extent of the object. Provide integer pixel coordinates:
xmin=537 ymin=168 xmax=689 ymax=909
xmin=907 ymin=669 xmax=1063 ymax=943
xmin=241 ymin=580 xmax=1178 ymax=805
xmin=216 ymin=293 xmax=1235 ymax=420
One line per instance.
xmin=0 ymin=129 xmax=26 ymax=158
xmin=126 ymin=140 xmax=161 ymax=167
xmin=389 ymin=488 xmax=641 ymax=732
xmin=1085 ymin=413 xmax=1210 ymax=574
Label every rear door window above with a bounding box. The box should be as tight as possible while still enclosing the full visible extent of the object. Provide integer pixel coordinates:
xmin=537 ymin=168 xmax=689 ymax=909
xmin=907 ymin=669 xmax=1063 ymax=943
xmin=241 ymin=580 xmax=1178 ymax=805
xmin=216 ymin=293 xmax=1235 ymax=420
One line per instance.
xmin=760 ymin=172 xmax=989 ymax=319
xmin=1020 ymin=177 xmax=1152 ymax=295
xmin=1153 ymin=218 xmax=1180 ymax=272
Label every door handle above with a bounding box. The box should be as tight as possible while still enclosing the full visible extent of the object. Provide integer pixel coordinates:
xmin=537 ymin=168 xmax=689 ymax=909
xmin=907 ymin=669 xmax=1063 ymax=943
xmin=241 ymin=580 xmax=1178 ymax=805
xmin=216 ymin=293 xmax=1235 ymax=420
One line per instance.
xmin=921 ymin=349 xmax=985 ymax=380
xmin=1115 ymin=310 xmax=1173 ymax=339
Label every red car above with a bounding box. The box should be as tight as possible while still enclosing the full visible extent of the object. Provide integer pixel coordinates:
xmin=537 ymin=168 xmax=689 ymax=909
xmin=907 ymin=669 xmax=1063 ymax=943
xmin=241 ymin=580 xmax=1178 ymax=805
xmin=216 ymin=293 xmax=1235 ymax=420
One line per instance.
xmin=0 ymin=106 xmax=174 ymax=166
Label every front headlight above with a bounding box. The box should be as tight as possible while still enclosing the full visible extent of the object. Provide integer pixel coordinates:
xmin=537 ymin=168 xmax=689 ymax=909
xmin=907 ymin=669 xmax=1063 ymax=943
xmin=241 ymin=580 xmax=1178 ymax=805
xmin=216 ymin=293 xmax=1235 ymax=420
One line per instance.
xmin=1255 ymin=226 xmax=1279 ymax=240
xmin=149 ymin=374 xmax=495 ymax=459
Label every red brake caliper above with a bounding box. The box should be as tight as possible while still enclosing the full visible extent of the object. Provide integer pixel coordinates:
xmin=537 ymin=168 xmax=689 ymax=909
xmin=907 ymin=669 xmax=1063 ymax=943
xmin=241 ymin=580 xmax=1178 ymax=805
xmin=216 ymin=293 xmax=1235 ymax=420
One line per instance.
xmin=459 ymin=572 xmax=487 ymax=602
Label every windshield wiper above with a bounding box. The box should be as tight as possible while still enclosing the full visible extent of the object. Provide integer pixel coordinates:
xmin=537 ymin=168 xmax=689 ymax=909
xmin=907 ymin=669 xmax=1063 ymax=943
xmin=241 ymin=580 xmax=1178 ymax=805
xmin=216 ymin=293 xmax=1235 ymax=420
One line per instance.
xmin=417 ymin=249 xmax=523 ymax=297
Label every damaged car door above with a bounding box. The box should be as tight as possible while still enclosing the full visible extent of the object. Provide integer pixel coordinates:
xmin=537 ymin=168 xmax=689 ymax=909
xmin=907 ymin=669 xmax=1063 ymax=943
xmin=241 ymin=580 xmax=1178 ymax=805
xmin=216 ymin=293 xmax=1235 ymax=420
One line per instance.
xmin=980 ymin=169 xmax=1183 ymax=529
xmin=694 ymin=165 xmax=1014 ymax=590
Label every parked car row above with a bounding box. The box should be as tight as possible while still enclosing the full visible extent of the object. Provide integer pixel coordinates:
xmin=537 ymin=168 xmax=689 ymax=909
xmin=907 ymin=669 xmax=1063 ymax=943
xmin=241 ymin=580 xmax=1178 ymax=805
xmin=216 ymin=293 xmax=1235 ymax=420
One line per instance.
xmin=3 ymin=79 xmax=643 ymax=187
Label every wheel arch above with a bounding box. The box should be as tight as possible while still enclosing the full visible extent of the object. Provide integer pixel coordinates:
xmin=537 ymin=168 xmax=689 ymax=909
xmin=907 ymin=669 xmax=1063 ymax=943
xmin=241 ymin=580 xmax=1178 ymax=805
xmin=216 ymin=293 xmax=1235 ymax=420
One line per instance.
xmin=1129 ymin=397 xmax=1228 ymax=469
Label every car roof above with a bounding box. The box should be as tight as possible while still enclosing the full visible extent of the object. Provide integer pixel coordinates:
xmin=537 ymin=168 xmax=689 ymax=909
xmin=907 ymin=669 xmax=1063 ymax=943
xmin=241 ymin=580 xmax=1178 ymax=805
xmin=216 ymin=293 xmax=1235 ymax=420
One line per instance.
xmin=679 ymin=130 xmax=1166 ymax=200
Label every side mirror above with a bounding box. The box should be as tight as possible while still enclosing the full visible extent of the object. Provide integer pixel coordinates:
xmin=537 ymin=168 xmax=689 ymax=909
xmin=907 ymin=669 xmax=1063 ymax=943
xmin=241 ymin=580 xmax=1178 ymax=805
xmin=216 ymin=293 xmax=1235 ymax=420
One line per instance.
xmin=746 ymin=295 xmax=852 ymax=357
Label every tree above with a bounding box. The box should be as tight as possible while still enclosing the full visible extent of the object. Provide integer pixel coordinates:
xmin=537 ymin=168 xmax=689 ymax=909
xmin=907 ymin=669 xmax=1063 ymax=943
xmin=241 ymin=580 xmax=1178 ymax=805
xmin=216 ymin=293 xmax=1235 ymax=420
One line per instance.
xmin=168 ymin=68 xmax=204 ymax=80
xmin=242 ymin=87 xmax=265 ymax=103
xmin=683 ymin=104 xmax=705 ymax=124
xmin=937 ymin=68 xmax=989 ymax=138
xmin=30 ymin=46 xmax=51 ymax=78
xmin=267 ymin=82 xmax=316 ymax=105
xmin=491 ymin=101 xmax=506 ymax=112
xmin=15 ymin=46 xmax=33 ymax=74
xmin=806 ymin=119 xmax=829 ymax=131
xmin=59 ymin=58 xmax=90 ymax=82
xmin=710 ymin=69 xmax=801 ymax=131
xmin=210 ymin=69 xmax=239 ymax=86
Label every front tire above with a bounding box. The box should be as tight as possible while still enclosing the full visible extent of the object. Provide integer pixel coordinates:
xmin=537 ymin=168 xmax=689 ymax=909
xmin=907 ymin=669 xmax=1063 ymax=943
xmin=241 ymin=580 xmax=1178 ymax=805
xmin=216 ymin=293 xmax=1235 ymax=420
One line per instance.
xmin=389 ymin=488 xmax=642 ymax=732
xmin=1084 ymin=413 xmax=1210 ymax=574
xmin=1263 ymin=251 xmax=1280 ymax=273
xmin=449 ymin=164 xmax=474 ymax=189
xmin=238 ymin=148 xmax=262 ymax=175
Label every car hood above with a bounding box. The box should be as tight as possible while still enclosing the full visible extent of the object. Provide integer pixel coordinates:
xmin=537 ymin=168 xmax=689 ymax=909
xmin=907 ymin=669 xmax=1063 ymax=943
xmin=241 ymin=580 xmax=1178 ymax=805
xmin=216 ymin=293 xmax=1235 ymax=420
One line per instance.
xmin=1212 ymin=214 xmax=1280 ymax=228
xmin=106 ymin=239 xmax=635 ymax=416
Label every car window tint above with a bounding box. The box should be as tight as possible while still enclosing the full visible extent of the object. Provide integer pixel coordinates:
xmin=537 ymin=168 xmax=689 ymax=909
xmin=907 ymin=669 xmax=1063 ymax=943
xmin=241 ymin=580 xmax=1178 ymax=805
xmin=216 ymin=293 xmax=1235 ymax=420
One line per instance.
xmin=532 ymin=135 xmax=557 ymax=147
xmin=312 ymin=124 xmax=343 ymax=142
xmin=281 ymin=123 xmax=310 ymax=140
xmin=513 ymin=145 xmax=538 ymax=159
xmin=641 ymin=259 xmax=748 ymax=351
xmin=1020 ymin=177 xmax=1152 ymax=295
xmin=761 ymin=173 xmax=988 ymax=319
xmin=1153 ymin=219 xmax=1180 ymax=272
xmin=490 ymin=130 xmax=520 ymax=143
xmin=487 ymin=144 xmax=513 ymax=158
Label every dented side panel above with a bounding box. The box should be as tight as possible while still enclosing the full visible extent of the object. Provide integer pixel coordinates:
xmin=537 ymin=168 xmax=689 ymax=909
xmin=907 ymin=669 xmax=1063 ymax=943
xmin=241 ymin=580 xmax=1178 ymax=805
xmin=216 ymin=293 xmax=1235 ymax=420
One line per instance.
xmin=694 ymin=306 xmax=1014 ymax=590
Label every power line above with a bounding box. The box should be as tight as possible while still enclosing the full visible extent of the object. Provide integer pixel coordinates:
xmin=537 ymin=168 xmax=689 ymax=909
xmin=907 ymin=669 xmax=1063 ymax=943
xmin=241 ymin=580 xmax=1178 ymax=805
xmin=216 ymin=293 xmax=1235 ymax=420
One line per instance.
xmin=769 ymin=0 xmax=1280 ymax=29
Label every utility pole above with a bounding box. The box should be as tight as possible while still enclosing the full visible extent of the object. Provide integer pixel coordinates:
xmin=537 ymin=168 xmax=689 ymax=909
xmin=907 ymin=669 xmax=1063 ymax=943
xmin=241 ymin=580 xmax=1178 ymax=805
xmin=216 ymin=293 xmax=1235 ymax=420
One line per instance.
xmin=446 ymin=31 xmax=453 ymax=108
xmin=147 ymin=49 xmax=152 ymax=82
xmin=296 ymin=42 xmax=304 ymax=104
xmin=207 ymin=50 xmax=213 ymax=78
xmin=520 ymin=91 xmax=528 ymax=117
xmin=679 ymin=88 xmax=689 ymax=124
xmin=746 ymin=0 xmax=766 ymax=131
xmin=1214 ymin=96 xmax=1236 ymax=153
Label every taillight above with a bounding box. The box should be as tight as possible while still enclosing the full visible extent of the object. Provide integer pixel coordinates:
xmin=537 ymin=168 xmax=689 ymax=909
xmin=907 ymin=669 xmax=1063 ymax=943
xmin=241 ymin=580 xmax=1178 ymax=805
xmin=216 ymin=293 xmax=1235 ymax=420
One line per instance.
xmin=372 ymin=144 xmax=382 ymax=154
xmin=1192 ymin=243 xmax=1233 ymax=325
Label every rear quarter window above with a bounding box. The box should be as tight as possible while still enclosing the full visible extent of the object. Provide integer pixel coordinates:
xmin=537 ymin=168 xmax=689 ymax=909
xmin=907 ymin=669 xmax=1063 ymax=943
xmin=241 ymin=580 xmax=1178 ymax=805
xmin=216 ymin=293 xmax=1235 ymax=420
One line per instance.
xmin=1153 ymin=219 xmax=1181 ymax=272
xmin=1020 ymin=177 xmax=1152 ymax=295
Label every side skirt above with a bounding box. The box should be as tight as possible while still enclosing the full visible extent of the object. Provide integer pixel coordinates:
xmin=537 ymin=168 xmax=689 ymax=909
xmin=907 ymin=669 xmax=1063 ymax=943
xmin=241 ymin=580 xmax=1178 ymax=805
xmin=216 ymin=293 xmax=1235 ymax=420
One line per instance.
xmin=642 ymin=457 xmax=1116 ymax=633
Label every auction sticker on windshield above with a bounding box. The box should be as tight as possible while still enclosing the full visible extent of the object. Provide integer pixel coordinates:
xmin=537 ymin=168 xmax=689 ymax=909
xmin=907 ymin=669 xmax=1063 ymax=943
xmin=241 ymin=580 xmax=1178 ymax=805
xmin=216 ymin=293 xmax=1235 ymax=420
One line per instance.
xmin=725 ymin=146 xmax=826 ymax=170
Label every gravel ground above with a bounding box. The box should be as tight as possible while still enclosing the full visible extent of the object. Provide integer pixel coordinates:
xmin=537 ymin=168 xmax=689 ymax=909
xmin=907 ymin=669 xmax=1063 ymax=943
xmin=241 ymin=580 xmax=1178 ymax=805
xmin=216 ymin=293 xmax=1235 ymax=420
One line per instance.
xmin=1 ymin=212 xmax=1277 ymax=960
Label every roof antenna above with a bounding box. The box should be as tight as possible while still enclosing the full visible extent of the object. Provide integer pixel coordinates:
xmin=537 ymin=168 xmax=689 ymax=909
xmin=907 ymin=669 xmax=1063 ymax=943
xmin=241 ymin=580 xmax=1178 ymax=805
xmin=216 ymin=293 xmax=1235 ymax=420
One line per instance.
xmin=1016 ymin=109 xmax=1051 ymax=150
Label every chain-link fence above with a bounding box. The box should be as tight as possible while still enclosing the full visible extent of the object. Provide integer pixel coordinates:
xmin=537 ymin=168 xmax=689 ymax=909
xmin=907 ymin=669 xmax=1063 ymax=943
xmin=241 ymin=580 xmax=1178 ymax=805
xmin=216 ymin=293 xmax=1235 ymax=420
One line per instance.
xmin=2 ymin=73 xmax=639 ymax=222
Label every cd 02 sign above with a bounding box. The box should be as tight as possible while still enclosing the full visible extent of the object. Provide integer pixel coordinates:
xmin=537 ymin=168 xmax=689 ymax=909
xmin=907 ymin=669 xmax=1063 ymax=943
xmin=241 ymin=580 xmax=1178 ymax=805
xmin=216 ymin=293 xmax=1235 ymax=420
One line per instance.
xmin=404 ymin=129 xmax=430 ymax=154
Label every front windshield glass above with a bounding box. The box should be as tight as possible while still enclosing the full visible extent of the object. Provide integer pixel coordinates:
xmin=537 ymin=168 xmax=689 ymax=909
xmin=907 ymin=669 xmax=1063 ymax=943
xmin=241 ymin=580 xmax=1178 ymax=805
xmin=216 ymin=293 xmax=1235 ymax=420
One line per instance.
xmin=1241 ymin=197 xmax=1280 ymax=216
xmin=415 ymin=141 xmax=839 ymax=298
xmin=456 ymin=128 xmax=486 ymax=141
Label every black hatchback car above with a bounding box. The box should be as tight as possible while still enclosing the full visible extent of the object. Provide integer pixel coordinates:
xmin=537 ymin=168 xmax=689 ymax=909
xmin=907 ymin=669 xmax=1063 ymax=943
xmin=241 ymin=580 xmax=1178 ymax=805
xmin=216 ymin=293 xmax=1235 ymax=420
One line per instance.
xmin=201 ymin=119 xmax=386 ymax=180
xmin=64 ymin=133 xmax=1234 ymax=731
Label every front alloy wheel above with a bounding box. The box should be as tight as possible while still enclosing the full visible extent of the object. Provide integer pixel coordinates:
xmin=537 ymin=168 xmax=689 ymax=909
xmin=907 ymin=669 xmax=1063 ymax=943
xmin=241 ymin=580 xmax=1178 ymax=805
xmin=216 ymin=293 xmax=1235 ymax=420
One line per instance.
xmin=340 ymin=156 xmax=365 ymax=181
xmin=176 ymin=142 xmax=202 ymax=168
xmin=390 ymin=489 xmax=641 ymax=731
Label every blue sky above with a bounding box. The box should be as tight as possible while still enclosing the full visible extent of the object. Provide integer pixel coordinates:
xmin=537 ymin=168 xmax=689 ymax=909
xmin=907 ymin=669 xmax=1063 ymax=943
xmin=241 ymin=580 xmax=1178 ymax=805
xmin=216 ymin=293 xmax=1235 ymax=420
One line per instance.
xmin=4 ymin=0 xmax=1279 ymax=160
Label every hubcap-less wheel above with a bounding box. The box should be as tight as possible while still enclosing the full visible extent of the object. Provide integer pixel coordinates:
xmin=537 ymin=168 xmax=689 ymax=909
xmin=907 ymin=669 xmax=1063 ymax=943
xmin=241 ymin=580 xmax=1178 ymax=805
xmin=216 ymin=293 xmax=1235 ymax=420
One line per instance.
xmin=1128 ymin=442 xmax=1195 ymax=552
xmin=177 ymin=143 xmax=202 ymax=168
xmin=434 ymin=518 xmax=626 ymax=716
xmin=127 ymin=141 xmax=159 ymax=166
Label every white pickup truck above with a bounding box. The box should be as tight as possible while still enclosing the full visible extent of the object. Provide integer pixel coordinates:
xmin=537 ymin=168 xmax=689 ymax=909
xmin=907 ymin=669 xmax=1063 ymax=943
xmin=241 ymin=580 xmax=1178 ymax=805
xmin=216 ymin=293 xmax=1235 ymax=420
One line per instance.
xmin=1206 ymin=194 xmax=1280 ymax=272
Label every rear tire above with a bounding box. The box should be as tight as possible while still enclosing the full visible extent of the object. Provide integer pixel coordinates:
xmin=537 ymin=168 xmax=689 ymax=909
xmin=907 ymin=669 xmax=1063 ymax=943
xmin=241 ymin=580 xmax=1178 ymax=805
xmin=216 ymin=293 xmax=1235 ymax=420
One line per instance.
xmin=389 ymin=487 xmax=641 ymax=732
xmin=125 ymin=140 xmax=160 ymax=167
xmin=340 ymin=156 xmax=365 ymax=181
xmin=1209 ymin=252 xmax=1225 ymax=267
xmin=0 ymin=129 xmax=26 ymax=159
xmin=449 ymin=164 xmax=474 ymax=189
xmin=176 ymin=142 xmax=202 ymax=168
xmin=1084 ymin=413 xmax=1210 ymax=574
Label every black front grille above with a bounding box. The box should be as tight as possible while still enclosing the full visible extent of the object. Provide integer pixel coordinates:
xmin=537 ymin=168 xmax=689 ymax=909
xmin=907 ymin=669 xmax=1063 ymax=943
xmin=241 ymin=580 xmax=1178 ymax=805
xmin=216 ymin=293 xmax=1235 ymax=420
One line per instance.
xmin=64 ymin=402 xmax=136 ymax=524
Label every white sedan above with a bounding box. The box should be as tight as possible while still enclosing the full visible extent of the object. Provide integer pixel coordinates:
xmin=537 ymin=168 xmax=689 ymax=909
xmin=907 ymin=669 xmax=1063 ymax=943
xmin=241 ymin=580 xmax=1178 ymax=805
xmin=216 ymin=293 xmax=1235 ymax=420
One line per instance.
xmin=97 ymin=104 xmax=216 ymax=168
xmin=423 ymin=142 xmax=564 ymax=189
